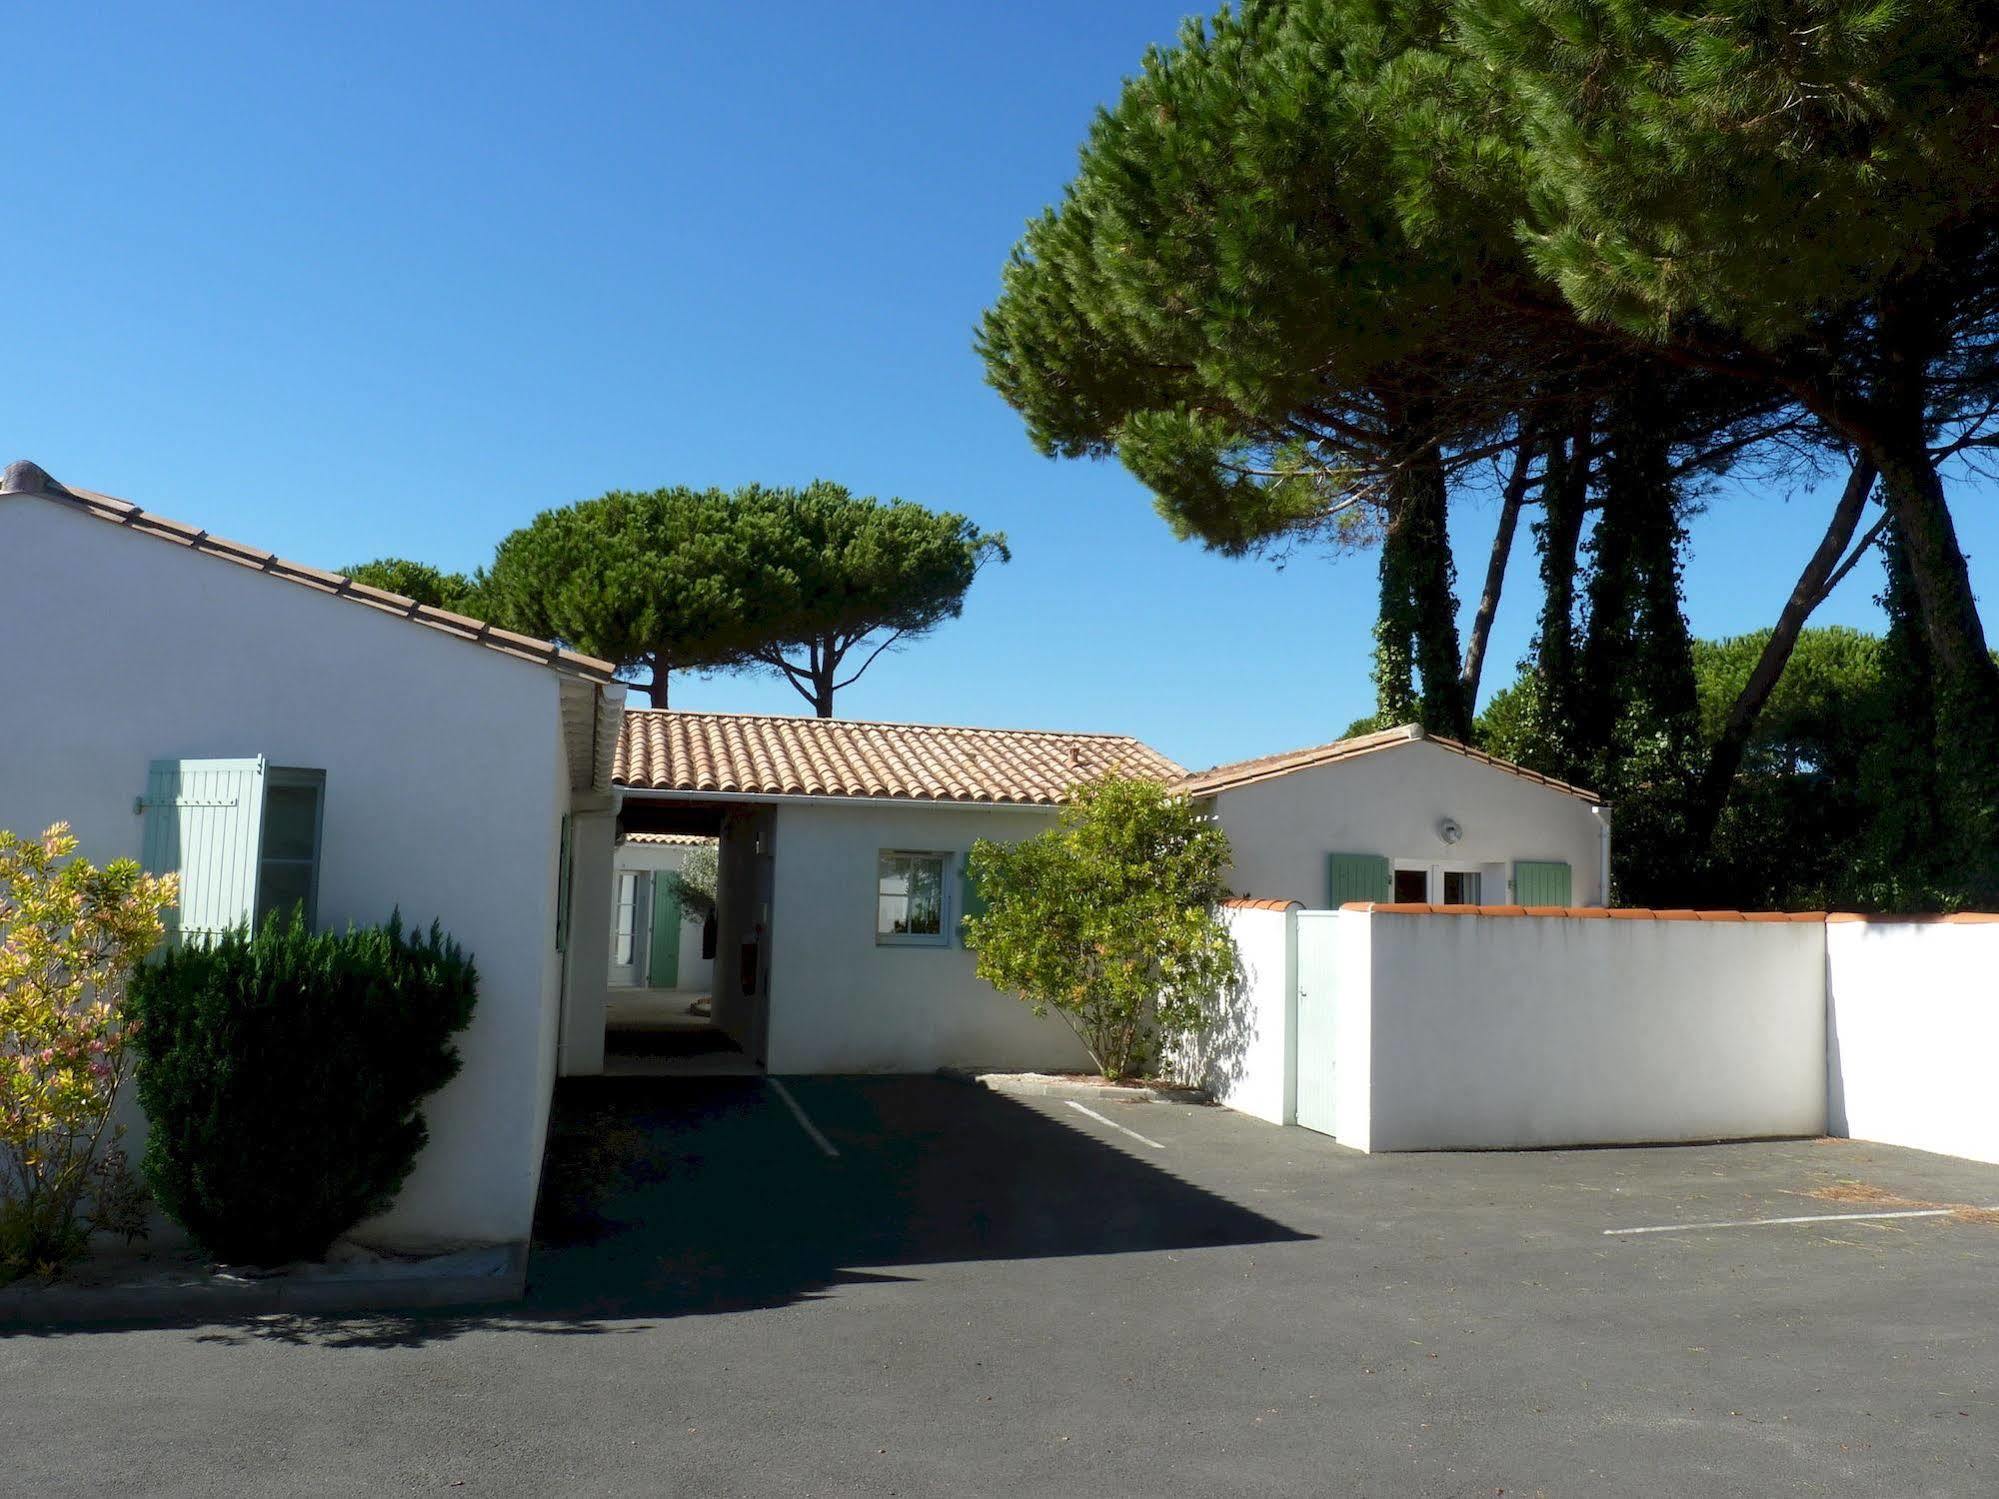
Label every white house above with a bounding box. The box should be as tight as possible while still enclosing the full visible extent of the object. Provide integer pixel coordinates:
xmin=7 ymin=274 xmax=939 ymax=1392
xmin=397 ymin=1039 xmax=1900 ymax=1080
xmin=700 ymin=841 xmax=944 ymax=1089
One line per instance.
xmin=591 ymin=710 xmax=1186 ymax=1075
xmin=1184 ymin=724 xmax=1609 ymax=909
xmin=0 ymin=461 xmax=626 ymax=1253
xmin=571 ymin=710 xmax=1610 ymax=1077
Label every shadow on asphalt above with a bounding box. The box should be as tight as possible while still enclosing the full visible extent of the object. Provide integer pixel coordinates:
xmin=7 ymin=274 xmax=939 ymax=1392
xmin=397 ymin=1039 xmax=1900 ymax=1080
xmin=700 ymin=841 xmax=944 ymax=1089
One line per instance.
xmin=63 ymin=1075 xmax=1308 ymax=1350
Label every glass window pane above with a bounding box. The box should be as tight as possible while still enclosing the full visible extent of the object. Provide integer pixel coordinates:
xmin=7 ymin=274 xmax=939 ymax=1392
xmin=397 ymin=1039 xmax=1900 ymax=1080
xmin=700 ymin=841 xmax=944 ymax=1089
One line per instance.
xmin=613 ymin=873 xmax=637 ymax=964
xmin=263 ymin=784 xmax=321 ymax=862
xmin=878 ymin=853 xmax=944 ymax=937
xmin=1393 ymin=868 xmax=1429 ymax=903
xmin=256 ymin=860 xmax=314 ymax=928
xmin=1444 ymin=870 xmax=1481 ymax=904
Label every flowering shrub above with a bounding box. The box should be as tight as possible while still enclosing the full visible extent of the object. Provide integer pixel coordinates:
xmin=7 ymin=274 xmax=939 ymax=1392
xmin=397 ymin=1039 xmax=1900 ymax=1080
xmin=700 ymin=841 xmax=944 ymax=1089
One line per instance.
xmin=0 ymin=824 xmax=176 ymax=1281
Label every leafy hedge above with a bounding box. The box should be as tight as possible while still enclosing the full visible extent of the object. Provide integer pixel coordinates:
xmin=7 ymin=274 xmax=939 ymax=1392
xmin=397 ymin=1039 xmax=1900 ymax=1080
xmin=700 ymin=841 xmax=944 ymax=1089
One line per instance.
xmin=128 ymin=913 xmax=477 ymax=1266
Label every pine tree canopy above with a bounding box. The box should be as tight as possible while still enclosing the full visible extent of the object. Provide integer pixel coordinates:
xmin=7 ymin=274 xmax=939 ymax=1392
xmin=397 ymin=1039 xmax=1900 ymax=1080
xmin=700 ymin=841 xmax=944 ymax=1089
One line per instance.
xmin=480 ymin=483 xmax=1003 ymax=712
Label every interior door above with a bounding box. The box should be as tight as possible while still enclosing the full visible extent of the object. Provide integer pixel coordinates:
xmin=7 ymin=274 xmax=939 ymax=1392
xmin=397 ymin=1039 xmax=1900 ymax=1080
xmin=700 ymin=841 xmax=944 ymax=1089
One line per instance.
xmin=1294 ymin=911 xmax=1342 ymax=1137
xmin=648 ymin=877 xmax=682 ymax=988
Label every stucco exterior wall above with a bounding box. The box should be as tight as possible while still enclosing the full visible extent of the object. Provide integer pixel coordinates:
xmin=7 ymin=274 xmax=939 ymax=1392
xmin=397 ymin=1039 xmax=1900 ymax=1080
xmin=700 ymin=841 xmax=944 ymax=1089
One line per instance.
xmin=1205 ymin=741 xmax=1607 ymax=908
xmin=1189 ymin=905 xmax=1296 ymax=1125
xmin=764 ymin=801 xmax=1092 ymax=1074
xmin=1827 ymin=920 xmax=1999 ymax=1166
xmin=0 ymin=497 xmax=569 ymax=1249
xmin=1334 ymin=913 xmax=1828 ymax=1151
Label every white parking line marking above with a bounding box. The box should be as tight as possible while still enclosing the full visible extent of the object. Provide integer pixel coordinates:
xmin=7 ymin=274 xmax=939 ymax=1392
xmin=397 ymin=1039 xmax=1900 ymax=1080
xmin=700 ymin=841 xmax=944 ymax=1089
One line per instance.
xmin=766 ymin=1077 xmax=840 ymax=1159
xmin=1065 ymin=1100 xmax=1165 ymax=1150
xmin=1603 ymin=1206 xmax=1990 ymax=1236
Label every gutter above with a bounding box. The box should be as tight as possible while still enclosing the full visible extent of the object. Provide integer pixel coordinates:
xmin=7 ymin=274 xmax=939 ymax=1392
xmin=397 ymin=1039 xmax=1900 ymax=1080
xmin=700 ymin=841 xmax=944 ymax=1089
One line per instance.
xmin=615 ymin=786 xmax=1066 ymax=812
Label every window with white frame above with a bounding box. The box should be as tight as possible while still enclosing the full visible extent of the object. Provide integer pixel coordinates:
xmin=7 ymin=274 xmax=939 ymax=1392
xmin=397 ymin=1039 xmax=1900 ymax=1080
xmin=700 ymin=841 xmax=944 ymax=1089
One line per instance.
xmin=612 ymin=870 xmax=641 ymax=965
xmin=877 ymin=851 xmax=948 ymax=946
xmin=1391 ymin=860 xmax=1484 ymax=905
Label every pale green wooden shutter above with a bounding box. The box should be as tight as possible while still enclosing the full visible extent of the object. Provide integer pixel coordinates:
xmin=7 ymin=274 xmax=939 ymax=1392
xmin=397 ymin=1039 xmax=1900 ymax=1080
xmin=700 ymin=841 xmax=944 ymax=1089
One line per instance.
xmin=1514 ymin=860 xmax=1573 ymax=906
xmin=647 ymin=877 xmax=682 ymax=987
xmin=142 ymin=757 xmax=267 ymax=943
xmin=1326 ymin=851 xmax=1391 ymax=907
xmin=957 ymin=856 xmax=989 ymax=947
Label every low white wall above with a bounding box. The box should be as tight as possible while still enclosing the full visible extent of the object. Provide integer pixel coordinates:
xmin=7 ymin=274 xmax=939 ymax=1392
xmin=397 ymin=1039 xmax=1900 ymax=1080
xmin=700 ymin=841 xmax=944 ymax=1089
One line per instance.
xmin=1827 ymin=920 xmax=1999 ymax=1166
xmin=1188 ymin=904 xmax=1296 ymax=1124
xmin=765 ymin=801 xmax=1091 ymax=1074
xmin=1342 ymin=913 xmax=1828 ymax=1151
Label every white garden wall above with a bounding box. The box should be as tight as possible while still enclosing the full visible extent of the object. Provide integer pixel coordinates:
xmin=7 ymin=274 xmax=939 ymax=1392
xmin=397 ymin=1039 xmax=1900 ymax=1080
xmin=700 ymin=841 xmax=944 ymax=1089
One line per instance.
xmin=1187 ymin=902 xmax=1297 ymax=1125
xmin=1326 ymin=911 xmax=1829 ymax=1152
xmin=0 ymin=495 xmax=572 ymax=1250
xmin=764 ymin=801 xmax=1092 ymax=1074
xmin=1826 ymin=919 xmax=1999 ymax=1166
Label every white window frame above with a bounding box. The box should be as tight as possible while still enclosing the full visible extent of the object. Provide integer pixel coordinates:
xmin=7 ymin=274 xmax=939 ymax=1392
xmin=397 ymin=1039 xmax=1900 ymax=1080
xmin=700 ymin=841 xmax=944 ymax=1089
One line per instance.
xmin=1392 ymin=859 xmax=1488 ymax=906
xmin=876 ymin=849 xmax=952 ymax=948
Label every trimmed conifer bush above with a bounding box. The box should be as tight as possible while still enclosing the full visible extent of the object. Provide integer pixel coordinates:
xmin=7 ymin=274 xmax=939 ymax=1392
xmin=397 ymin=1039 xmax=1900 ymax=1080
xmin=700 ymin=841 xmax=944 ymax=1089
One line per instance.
xmin=128 ymin=912 xmax=477 ymax=1266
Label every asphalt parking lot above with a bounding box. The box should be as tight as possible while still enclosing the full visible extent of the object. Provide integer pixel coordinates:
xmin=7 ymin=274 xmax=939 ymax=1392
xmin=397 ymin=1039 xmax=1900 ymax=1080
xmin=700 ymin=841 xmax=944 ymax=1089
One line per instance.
xmin=7 ymin=1075 xmax=1999 ymax=1497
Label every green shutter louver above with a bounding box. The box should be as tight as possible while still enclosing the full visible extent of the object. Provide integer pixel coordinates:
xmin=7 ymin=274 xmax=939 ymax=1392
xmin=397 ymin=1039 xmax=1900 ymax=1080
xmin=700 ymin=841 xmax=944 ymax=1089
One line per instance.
xmin=1514 ymin=860 xmax=1573 ymax=907
xmin=648 ymin=876 xmax=682 ymax=987
xmin=141 ymin=757 xmax=267 ymax=943
xmin=1326 ymin=851 xmax=1391 ymax=908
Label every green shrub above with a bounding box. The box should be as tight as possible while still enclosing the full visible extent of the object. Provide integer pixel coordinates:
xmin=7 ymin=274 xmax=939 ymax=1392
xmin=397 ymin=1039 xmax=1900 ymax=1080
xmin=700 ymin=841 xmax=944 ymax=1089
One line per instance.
xmin=128 ymin=912 xmax=477 ymax=1266
xmin=965 ymin=775 xmax=1237 ymax=1081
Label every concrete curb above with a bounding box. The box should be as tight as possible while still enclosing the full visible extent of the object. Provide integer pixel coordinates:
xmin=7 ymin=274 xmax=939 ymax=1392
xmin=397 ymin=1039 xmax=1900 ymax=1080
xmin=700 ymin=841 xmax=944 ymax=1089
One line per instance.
xmin=939 ymin=1068 xmax=1211 ymax=1106
xmin=0 ymin=1242 xmax=527 ymax=1328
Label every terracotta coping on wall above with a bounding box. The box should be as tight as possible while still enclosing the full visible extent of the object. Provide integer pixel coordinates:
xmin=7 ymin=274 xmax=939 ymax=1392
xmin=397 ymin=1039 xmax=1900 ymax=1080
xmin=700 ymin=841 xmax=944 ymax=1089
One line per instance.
xmin=1220 ymin=897 xmax=1303 ymax=912
xmin=1824 ymin=911 xmax=1999 ymax=924
xmin=1339 ymin=903 xmax=1997 ymax=923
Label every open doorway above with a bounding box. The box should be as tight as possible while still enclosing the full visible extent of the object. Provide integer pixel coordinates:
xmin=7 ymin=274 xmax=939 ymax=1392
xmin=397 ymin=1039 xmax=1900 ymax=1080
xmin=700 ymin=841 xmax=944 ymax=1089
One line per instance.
xmin=606 ymin=801 xmax=774 ymax=1077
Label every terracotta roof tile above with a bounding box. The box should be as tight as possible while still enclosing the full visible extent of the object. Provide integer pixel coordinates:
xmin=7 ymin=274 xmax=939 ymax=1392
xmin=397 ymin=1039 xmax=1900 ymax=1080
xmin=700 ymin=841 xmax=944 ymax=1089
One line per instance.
xmin=615 ymin=709 xmax=1184 ymax=806
xmin=1178 ymin=723 xmax=1601 ymax=803
xmin=3 ymin=461 xmax=620 ymax=685
xmin=622 ymin=831 xmax=717 ymax=846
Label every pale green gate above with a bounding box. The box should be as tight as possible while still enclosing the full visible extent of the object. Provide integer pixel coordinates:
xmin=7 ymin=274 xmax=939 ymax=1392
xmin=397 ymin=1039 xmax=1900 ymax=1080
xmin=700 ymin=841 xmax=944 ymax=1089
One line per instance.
xmin=1294 ymin=910 xmax=1343 ymax=1138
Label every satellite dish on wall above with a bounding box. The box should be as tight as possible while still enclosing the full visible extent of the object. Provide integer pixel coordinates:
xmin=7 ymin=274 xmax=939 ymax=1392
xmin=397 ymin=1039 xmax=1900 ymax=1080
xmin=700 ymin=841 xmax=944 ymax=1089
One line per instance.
xmin=1437 ymin=817 xmax=1463 ymax=846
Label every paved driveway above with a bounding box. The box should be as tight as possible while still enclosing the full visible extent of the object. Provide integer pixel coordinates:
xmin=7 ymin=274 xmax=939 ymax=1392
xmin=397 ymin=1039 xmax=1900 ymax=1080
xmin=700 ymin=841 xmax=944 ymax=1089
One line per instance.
xmin=8 ymin=1075 xmax=1999 ymax=1497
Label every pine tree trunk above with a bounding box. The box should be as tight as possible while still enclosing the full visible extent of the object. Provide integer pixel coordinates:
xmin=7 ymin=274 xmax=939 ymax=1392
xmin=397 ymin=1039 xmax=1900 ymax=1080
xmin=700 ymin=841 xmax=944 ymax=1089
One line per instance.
xmin=1862 ymin=292 xmax=1999 ymax=898
xmin=648 ymin=650 xmax=670 ymax=709
xmin=1690 ymin=456 xmax=1877 ymax=847
xmin=1533 ymin=411 xmax=1592 ymax=767
xmin=1460 ymin=423 xmax=1537 ymax=711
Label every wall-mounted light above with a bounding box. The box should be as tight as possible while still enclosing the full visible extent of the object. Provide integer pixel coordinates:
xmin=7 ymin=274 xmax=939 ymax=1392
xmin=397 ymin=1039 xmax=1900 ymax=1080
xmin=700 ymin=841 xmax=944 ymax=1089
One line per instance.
xmin=1437 ymin=817 xmax=1463 ymax=846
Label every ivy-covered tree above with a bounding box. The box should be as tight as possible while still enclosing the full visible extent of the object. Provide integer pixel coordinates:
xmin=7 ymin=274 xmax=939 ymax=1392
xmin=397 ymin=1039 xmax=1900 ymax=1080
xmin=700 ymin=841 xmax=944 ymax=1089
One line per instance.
xmin=1456 ymin=0 xmax=1999 ymax=853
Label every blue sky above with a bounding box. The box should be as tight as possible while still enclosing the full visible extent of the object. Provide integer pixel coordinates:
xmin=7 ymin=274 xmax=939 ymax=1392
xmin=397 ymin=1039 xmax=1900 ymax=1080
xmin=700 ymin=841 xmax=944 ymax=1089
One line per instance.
xmin=14 ymin=2 xmax=1996 ymax=771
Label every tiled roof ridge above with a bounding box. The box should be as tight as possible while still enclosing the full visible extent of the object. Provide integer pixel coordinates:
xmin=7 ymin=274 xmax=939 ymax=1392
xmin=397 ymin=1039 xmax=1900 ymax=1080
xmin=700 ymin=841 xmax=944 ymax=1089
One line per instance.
xmin=1342 ymin=904 xmax=1999 ymax=923
xmin=3 ymin=460 xmax=620 ymax=685
xmin=624 ymin=705 xmax=1170 ymax=748
xmin=614 ymin=708 xmax=1184 ymax=805
xmin=1179 ymin=723 xmax=1599 ymax=803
